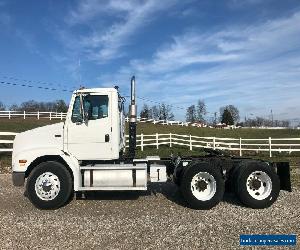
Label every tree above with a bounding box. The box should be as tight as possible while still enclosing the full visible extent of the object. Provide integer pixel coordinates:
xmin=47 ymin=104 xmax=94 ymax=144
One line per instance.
xmin=220 ymin=105 xmax=240 ymax=123
xmin=17 ymin=100 xmax=68 ymax=112
xmin=140 ymin=104 xmax=151 ymax=119
xmin=159 ymin=103 xmax=174 ymax=121
xmin=221 ymin=108 xmax=234 ymax=125
xmin=19 ymin=100 xmax=39 ymax=112
xmin=196 ymin=100 xmax=206 ymax=122
xmin=186 ymin=105 xmax=197 ymax=122
xmin=9 ymin=104 xmax=19 ymax=111
xmin=0 ymin=101 xmax=5 ymax=111
xmin=151 ymin=105 xmax=160 ymax=120
xmin=55 ymin=100 xmax=68 ymax=112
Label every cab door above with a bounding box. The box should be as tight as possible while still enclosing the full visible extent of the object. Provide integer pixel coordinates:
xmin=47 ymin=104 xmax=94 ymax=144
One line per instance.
xmin=66 ymin=93 xmax=112 ymax=160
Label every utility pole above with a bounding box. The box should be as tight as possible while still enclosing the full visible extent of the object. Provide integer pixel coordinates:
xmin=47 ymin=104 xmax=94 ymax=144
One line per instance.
xmin=271 ymin=109 xmax=274 ymax=126
xmin=214 ymin=112 xmax=217 ymax=126
xmin=78 ymin=58 xmax=81 ymax=86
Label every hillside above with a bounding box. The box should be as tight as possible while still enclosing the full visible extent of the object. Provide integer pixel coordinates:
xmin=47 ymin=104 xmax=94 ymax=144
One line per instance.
xmin=0 ymin=118 xmax=299 ymax=138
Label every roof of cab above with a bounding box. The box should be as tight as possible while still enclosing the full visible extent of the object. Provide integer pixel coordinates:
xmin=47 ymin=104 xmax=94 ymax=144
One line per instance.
xmin=73 ymin=87 xmax=118 ymax=94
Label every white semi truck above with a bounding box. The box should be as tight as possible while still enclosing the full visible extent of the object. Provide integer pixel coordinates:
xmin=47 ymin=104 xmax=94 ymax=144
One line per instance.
xmin=12 ymin=77 xmax=291 ymax=210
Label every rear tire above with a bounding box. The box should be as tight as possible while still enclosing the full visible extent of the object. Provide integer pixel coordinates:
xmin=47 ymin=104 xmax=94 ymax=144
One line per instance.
xmin=180 ymin=162 xmax=225 ymax=210
xmin=26 ymin=161 xmax=73 ymax=209
xmin=234 ymin=161 xmax=280 ymax=209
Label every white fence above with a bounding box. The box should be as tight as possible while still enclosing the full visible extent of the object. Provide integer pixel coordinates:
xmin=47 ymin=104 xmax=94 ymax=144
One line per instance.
xmin=0 ymin=111 xmax=192 ymax=125
xmin=126 ymin=133 xmax=300 ymax=157
xmin=125 ymin=117 xmax=190 ymax=126
xmin=2 ymin=132 xmax=300 ymax=157
xmin=0 ymin=132 xmax=18 ymax=152
xmin=0 ymin=111 xmax=67 ymax=120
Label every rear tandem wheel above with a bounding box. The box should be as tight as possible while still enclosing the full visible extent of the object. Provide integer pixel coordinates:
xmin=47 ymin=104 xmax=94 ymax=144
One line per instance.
xmin=180 ymin=162 xmax=225 ymax=210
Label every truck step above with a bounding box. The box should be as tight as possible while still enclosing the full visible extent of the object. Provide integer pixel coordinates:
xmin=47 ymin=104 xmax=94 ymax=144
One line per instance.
xmin=78 ymin=186 xmax=147 ymax=191
xmin=80 ymin=164 xmax=146 ymax=170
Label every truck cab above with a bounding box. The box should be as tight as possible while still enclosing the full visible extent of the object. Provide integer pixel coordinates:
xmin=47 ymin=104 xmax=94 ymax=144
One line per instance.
xmin=64 ymin=88 xmax=126 ymax=160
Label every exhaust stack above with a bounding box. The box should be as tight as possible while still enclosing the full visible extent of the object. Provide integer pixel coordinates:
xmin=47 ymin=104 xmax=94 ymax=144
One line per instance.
xmin=128 ymin=76 xmax=137 ymax=159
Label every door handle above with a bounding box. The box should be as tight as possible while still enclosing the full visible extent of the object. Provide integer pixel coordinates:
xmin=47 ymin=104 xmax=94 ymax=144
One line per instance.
xmin=105 ymin=134 xmax=110 ymax=142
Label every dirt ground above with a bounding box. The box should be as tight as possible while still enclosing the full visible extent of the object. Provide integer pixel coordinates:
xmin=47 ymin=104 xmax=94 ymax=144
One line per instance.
xmin=0 ymin=174 xmax=299 ymax=249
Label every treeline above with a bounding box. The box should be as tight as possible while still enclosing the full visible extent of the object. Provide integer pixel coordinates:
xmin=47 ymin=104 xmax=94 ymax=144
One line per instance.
xmin=0 ymin=100 xmax=68 ymax=112
xmin=185 ymin=100 xmax=240 ymax=125
xmin=139 ymin=103 xmax=174 ymax=120
xmin=140 ymin=99 xmax=291 ymax=127
xmin=239 ymin=117 xmax=290 ymax=127
xmin=139 ymin=99 xmax=240 ymax=125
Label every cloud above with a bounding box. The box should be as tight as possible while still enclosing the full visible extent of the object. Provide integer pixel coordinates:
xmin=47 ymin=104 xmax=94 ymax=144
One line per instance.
xmin=65 ymin=0 xmax=177 ymax=62
xmin=66 ymin=0 xmax=138 ymax=25
xmin=108 ymin=11 xmax=300 ymax=120
xmin=228 ymin=0 xmax=267 ymax=9
xmin=128 ymin=32 xmax=240 ymax=74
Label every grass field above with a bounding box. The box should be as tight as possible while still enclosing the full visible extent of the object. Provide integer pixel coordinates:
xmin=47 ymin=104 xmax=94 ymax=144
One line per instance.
xmin=0 ymin=118 xmax=299 ymax=187
xmin=137 ymin=122 xmax=300 ymax=139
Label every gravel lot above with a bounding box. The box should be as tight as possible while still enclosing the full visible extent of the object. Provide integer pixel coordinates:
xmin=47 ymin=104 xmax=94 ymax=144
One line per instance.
xmin=0 ymin=174 xmax=299 ymax=249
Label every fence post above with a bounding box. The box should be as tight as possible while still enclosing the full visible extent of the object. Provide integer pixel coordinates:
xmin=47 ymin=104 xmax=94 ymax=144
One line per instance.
xmin=37 ymin=111 xmax=40 ymax=120
xmin=8 ymin=111 xmax=11 ymax=119
xmin=169 ymin=133 xmax=172 ymax=148
xmin=189 ymin=135 xmax=192 ymax=151
xmin=141 ymin=133 xmax=144 ymax=151
xmin=61 ymin=112 xmax=63 ymax=120
xmin=50 ymin=112 xmax=52 ymax=120
xmin=23 ymin=111 xmax=26 ymax=119
xmin=239 ymin=138 xmax=242 ymax=156
xmin=156 ymin=133 xmax=159 ymax=149
xmin=269 ymin=137 xmax=272 ymax=157
xmin=213 ymin=137 xmax=216 ymax=150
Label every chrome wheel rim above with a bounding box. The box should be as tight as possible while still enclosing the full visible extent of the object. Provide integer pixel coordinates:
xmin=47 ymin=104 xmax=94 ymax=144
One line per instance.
xmin=191 ymin=172 xmax=217 ymax=201
xmin=35 ymin=172 xmax=61 ymax=201
xmin=246 ymin=171 xmax=272 ymax=200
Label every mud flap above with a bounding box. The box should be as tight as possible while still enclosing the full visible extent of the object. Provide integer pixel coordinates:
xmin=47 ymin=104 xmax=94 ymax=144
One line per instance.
xmin=275 ymin=162 xmax=292 ymax=192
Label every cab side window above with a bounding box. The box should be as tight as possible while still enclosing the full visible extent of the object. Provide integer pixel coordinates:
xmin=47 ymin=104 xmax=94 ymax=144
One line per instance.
xmin=71 ymin=96 xmax=82 ymax=123
xmin=83 ymin=95 xmax=109 ymax=120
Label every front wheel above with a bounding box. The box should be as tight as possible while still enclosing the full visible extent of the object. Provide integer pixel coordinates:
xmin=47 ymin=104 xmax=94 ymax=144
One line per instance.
xmin=26 ymin=161 xmax=73 ymax=209
xmin=180 ymin=162 xmax=225 ymax=210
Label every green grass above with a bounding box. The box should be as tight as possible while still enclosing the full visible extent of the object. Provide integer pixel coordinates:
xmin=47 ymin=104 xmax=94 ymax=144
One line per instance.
xmin=0 ymin=118 xmax=298 ymax=137
xmin=0 ymin=118 xmax=299 ymax=188
xmin=0 ymin=118 xmax=59 ymax=132
xmin=136 ymin=122 xmax=300 ymax=139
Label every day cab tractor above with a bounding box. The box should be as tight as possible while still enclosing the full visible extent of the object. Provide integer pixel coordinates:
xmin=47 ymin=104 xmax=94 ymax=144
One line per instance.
xmin=11 ymin=77 xmax=292 ymax=210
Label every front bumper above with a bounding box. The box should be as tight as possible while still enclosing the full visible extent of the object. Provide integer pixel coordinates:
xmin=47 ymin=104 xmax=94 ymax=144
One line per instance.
xmin=12 ymin=172 xmax=25 ymax=186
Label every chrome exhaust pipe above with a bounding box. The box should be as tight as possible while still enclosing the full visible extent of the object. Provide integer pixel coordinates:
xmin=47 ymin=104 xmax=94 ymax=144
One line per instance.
xmin=129 ymin=76 xmax=137 ymax=122
xmin=129 ymin=76 xmax=137 ymax=159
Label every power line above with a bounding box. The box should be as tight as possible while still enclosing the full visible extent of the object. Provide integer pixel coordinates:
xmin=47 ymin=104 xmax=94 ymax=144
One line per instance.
xmin=123 ymin=95 xmax=187 ymax=110
xmin=1 ymin=76 xmax=300 ymax=122
xmin=0 ymin=80 xmax=73 ymax=92
xmin=0 ymin=75 xmax=189 ymax=110
xmin=1 ymin=75 xmax=78 ymax=90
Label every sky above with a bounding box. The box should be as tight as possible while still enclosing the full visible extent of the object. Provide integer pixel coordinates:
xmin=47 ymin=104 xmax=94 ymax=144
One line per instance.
xmin=0 ymin=0 xmax=300 ymax=123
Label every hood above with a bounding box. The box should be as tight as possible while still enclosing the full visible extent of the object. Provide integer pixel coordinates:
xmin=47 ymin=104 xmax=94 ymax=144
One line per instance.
xmin=13 ymin=122 xmax=64 ymax=158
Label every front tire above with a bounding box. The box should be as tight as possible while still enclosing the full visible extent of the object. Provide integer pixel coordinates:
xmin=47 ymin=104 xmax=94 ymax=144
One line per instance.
xmin=26 ymin=161 xmax=73 ymax=209
xmin=234 ymin=162 xmax=280 ymax=209
xmin=180 ymin=162 xmax=225 ymax=210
